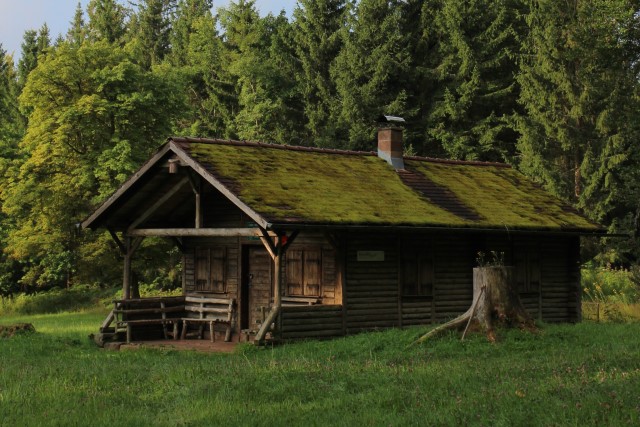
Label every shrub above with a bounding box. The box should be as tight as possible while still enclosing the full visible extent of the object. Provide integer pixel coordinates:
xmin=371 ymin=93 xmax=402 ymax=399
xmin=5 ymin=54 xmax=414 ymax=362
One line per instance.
xmin=582 ymin=263 xmax=639 ymax=304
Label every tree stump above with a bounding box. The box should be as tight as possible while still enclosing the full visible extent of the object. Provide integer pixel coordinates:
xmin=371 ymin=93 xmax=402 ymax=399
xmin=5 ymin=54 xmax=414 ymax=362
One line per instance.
xmin=413 ymin=266 xmax=536 ymax=344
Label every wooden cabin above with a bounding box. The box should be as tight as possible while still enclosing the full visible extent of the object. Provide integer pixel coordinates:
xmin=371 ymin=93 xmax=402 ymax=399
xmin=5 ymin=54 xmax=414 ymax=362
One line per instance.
xmin=82 ymin=125 xmax=603 ymax=344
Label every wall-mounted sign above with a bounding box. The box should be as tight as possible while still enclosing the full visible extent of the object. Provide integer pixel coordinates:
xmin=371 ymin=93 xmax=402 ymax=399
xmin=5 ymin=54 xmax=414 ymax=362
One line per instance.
xmin=357 ymin=251 xmax=385 ymax=262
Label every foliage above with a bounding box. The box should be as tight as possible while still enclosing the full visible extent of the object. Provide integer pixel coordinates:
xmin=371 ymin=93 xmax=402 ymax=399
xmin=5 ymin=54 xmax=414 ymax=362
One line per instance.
xmin=581 ymin=262 xmax=640 ymax=322
xmin=582 ymin=263 xmax=639 ymax=304
xmin=0 ymin=284 xmax=115 ymax=316
xmin=1 ymin=39 xmax=182 ymax=289
xmin=0 ymin=313 xmax=639 ymax=425
xmin=332 ymin=0 xmax=412 ymax=150
xmin=476 ymin=250 xmax=505 ymax=267
xmin=1 ymin=0 xmax=640 ymax=293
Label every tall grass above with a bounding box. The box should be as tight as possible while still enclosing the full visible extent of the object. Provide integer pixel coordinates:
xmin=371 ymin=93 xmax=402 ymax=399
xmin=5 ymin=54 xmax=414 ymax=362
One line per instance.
xmin=0 ymin=284 xmax=182 ymax=317
xmin=1 ymin=311 xmax=639 ymax=426
xmin=581 ymin=263 xmax=640 ymax=322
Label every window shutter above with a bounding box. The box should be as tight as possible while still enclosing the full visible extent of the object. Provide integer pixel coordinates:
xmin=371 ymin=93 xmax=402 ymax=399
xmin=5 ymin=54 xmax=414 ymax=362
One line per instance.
xmin=195 ymin=248 xmax=210 ymax=291
xmin=286 ymin=250 xmax=303 ymax=295
xmin=402 ymin=256 xmax=418 ymax=296
xmin=304 ymin=250 xmax=321 ymax=296
xmin=418 ymin=252 xmax=434 ymax=296
xmin=210 ymin=247 xmax=226 ymax=293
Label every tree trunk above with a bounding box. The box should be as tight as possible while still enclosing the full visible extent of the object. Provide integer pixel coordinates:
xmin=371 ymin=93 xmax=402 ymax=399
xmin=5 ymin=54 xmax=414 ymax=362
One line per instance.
xmin=413 ymin=266 xmax=535 ymax=344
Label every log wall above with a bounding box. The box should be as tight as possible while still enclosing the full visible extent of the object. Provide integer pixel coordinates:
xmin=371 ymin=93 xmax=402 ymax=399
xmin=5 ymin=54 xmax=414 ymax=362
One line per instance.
xmin=180 ymin=230 xmax=582 ymax=340
xmin=279 ymin=305 xmax=344 ymax=340
xmin=344 ymin=234 xmax=399 ymax=332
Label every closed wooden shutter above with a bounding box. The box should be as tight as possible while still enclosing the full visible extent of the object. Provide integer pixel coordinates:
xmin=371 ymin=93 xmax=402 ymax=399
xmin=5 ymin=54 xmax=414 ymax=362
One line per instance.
xmin=195 ymin=248 xmax=209 ymax=291
xmin=286 ymin=250 xmax=303 ymax=295
xmin=210 ymin=247 xmax=226 ymax=293
xmin=418 ymin=252 xmax=433 ymax=296
xmin=402 ymin=246 xmax=433 ymax=296
xmin=304 ymin=250 xmax=321 ymax=296
xmin=402 ymin=256 xmax=418 ymax=295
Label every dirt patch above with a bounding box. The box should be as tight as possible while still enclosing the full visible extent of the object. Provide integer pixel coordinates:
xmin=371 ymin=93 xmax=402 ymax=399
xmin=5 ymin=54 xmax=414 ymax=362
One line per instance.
xmin=117 ymin=339 xmax=240 ymax=353
xmin=0 ymin=323 xmax=36 ymax=338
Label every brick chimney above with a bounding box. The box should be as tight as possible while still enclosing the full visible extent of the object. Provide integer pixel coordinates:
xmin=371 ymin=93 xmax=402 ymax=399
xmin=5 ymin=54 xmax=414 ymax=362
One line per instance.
xmin=377 ymin=115 xmax=405 ymax=170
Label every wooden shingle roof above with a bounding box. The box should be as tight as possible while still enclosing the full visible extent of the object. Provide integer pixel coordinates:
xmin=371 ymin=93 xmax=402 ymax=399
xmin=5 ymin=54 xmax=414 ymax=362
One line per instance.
xmin=83 ymin=137 xmax=603 ymax=233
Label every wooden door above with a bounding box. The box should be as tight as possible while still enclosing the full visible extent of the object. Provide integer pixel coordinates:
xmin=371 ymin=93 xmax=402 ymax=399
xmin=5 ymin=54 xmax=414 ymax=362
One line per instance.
xmin=241 ymin=246 xmax=273 ymax=330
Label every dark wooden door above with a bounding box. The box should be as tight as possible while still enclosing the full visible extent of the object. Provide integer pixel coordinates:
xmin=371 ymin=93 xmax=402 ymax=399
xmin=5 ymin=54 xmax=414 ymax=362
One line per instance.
xmin=241 ymin=246 xmax=272 ymax=330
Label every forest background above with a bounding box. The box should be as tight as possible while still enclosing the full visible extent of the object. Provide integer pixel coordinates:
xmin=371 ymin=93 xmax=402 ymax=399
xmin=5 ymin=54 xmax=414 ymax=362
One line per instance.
xmin=1 ymin=0 xmax=640 ymax=296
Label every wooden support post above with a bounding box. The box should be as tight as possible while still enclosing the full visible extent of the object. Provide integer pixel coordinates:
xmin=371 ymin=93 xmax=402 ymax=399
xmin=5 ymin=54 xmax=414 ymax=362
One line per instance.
xmin=123 ymin=237 xmax=132 ymax=300
xmin=122 ymin=236 xmax=145 ymax=300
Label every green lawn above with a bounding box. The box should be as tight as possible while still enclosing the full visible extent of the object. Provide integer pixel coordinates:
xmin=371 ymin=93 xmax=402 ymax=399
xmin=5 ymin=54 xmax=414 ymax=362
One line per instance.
xmin=1 ymin=311 xmax=639 ymax=426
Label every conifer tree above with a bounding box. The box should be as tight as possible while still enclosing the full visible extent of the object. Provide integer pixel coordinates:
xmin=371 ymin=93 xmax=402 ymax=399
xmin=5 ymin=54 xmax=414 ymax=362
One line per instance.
xmin=169 ymin=0 xmax=213 ymax=66
xmin=17 ymin=30 xmax=38 ymax=89
xmin=516 ymin=0 xmax=640 ymax=263
xmin=293 ymin=0 xmax=346 ymax=146
xmin=423 ymin=0 xmax=525 ymax=162
xmin=67 ymin=2 xmax=87 ymax=46
xmin=332 ymin=0 xmax=412 ymax=150
xmin=87 ymin=0 xmax=128 ymax=43
xmin=219 ymin=1 xmax=301 ymax=143
xmin=130 ymin=0 xmax=176 ymax=69
xmin=179 ymin=10 xmax=235 ymax=136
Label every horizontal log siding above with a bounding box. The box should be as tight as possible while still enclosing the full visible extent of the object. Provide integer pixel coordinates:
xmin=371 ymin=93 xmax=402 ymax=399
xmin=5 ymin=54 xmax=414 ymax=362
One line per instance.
xmin=345 ymin=234 xmax=399 ymax=332
xmin=401 ymin=299 xmax=433 ymax=325
xmin=433 ymin=238 xmax=474 ymax=322
xmin=280 ymin=305 xmax=344 ymax=339
xmin=540 ymin=236 xmax=580 ymax=323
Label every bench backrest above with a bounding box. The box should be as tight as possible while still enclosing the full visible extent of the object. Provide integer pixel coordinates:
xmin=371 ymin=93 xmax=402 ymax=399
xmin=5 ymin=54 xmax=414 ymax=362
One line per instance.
xmin=184 ymin=294 xmax=235 ymax=323
xmin=114 ymin=297 xmax=185 ymax=321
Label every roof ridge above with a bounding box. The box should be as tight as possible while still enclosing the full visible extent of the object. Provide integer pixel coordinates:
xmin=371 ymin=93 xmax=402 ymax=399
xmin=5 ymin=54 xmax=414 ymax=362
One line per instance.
xmin=404 ymin=155 xmax=512 ymax=168
xmin=169 ymin=136 xmax=376 ymax=157
xmin=169 ymin=136 xmax=511 ymax=167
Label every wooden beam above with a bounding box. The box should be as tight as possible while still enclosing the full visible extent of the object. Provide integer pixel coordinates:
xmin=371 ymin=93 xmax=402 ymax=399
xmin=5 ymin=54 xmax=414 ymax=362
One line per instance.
xmin=259 ymin=228 xmax=277 ymax=260
xmin=123 ymin=237 xmax=132 ymax=299
xmin=107 ymin=227 xmax=125 ymax=254
xmin=127 ymin=228 xmax=275 ymax=237
xmin=173 ymin=237 xmax=184 ymax=252
xmin=127 ymin=177 xmax=190 ymax=232
xmin=254 ymin=306 xmax=279 ymax=344
xmin=82 ymin=144 xmax=174 ymax=229
xmin=170 ymin=141 xmax=271 ymax=230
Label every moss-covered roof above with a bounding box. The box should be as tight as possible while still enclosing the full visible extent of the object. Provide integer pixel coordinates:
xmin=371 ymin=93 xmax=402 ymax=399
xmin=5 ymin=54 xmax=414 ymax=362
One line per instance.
xmin=173 ymin=138 xmax=601 ymax=232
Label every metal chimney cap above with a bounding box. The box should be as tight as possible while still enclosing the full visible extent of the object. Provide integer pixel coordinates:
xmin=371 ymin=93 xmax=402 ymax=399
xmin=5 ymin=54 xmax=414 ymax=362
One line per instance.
xmin=377 ymin=115 xmax=406 ymax=124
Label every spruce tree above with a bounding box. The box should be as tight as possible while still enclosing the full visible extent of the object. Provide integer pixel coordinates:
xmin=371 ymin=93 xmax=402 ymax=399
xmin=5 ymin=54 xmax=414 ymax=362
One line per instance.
xmin=130 ymin=0 xmax=176 ymax=69
xmin=169 ymin=0 xmax=213 ymax=66
xmin=332 ymin=0 xmax=412 ymax=150
xmin=87 ymin=0 xmax=128 ymax=43
xmin=423 ymin=0 xmax=525 ymax=162
xmin=517 ymin=0 xmax=640 ymax=263
xmin=293 ymin=0 xmax=346 ymax=146
xmin=17 ymin=30 xmax=38 ymax=89
xmin=67 ymin=2 xmax=87 ymax=46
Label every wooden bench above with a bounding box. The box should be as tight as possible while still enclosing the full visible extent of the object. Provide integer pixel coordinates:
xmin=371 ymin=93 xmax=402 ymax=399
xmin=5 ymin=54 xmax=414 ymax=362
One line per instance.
xmin=282 ymin=296 xmax=321 ymax=306
xmin=180 ymin=295 xmax=236 ymax=342
xmin=113 ymin=297 xmax=185 ymax=343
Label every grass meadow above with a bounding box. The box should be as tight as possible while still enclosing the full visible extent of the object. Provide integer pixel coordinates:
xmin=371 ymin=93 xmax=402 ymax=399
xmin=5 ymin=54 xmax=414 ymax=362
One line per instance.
xmin=1 ymin=307 xmax=639 ymax=426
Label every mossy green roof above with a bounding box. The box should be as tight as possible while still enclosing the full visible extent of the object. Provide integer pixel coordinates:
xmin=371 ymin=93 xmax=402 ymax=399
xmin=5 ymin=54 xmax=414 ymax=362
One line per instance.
xmin=175 ymin=139 xmax=601 ymax=232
